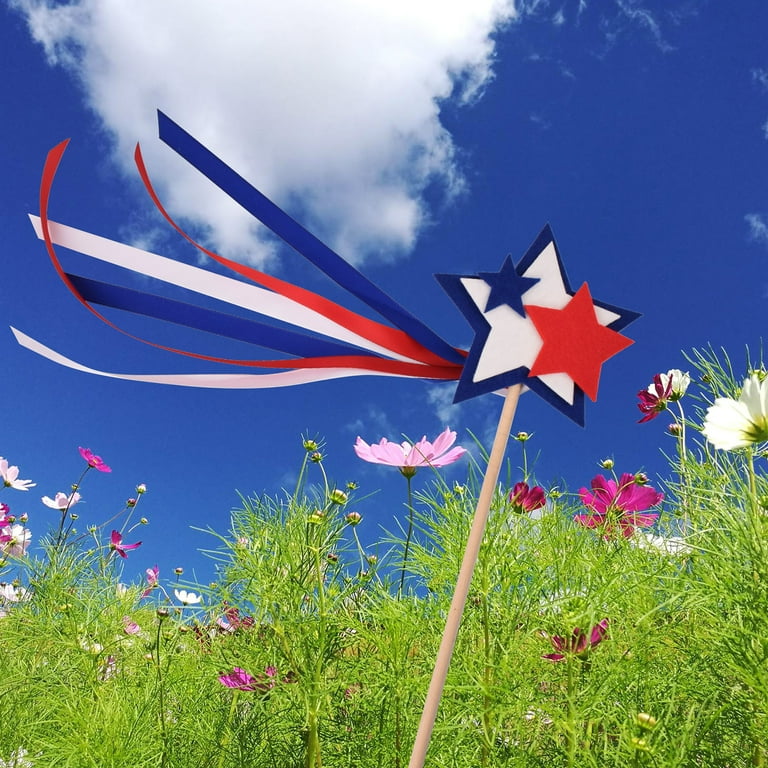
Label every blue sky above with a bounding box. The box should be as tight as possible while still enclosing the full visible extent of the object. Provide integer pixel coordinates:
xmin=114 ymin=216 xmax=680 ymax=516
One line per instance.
xmin=1 ymin=0 xmax=766 ymax=587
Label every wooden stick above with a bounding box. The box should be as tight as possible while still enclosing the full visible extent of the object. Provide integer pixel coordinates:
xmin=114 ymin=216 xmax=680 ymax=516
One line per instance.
xmin=407 ymin=383 xmax=523 ymax=768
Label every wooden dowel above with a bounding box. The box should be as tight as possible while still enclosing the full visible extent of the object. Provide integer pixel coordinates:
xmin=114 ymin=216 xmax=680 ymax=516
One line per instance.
xmin=407 ymin=383 xmax=523 ymax=768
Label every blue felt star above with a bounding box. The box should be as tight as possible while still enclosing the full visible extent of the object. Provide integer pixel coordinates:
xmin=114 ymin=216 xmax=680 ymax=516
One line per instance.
xmin=436 ymin=225 xmax=640 ymax=426
xmin=478 ymin=255 xmax=539 ymax=316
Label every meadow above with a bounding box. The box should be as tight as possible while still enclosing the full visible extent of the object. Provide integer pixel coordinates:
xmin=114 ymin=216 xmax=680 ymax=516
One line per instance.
xmin=0 ymin=347 xmax=767 ymax=768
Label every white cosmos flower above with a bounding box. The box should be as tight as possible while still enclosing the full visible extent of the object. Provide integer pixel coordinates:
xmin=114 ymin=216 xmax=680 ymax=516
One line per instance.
xmin=702 ymin=374 xmax=768 ymax=450
xmin=174 ymin=589 xmax=202 ymax=605
xmin=652 ymin=369 xmax=690 ymax=400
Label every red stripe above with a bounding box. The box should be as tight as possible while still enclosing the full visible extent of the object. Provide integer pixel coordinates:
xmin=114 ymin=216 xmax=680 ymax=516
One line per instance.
xmin=134 ymin=143 xmax=464 ymax=368
xmin=38 ymin=141 xmax=462 ymax=380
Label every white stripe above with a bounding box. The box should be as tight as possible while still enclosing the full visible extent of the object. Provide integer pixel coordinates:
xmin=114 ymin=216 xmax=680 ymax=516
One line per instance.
xmin=11 ymin=327 xmax=412 ymax=389
xmin=29 ymin=216 xmax=425 ymax=365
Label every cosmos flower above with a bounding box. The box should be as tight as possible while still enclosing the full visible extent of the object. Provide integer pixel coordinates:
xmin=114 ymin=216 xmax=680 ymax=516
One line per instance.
xmin=509 ymin=482 xmax=546 ymax=514
xmin=0 ymin=524 xmax=32 ymax=557
xmin=141 ymin=565 xmax=160 ymax=598
xmin=354 ymin=427 xmax=466 ymax=478
xmin=701 ymin=374 xmax=768 ymax=450
xmin=109 ymin=530 xmax=141 ymax=558
xmin=637 ymin=369 xmax=690 ymax=423
xmin=174 ymin=589 xmax=202 ymax=605
xmin=218 ymin=667 xmax=258 ymax=691
xmin=636 ymin=373 xmax=673 ymax=423
xmin=41 ymin=491 xmax=81 ymax=510
xmin=0 ymin=459 xmax=35 ymax=491
xmin=574 ymin=473 xmax=663 ymax=539
xmin=543 ymin=619 xmax=609 ymax=661
xmin=78 ymin=447 xmax=112 ymax=473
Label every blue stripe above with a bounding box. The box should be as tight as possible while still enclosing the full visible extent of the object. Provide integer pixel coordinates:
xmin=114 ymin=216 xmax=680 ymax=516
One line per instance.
xmin=157 ymin=111 xmax=465 ymax=366
xmin=69 ymin=274 xmax=375 ymax=360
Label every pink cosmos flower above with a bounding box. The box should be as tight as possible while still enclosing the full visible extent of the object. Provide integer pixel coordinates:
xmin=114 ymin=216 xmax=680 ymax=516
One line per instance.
xmin=543 ymin=619 xmax=609 ymax=661
xmin=354 ymin=427 xmax=466 ymax=478
xmin=109 ymin=529 xmax=141 ymax=558
xmin=0 ymin=524 xmax=32 ymax=557
xmin=42 ymin=491 xmax=81 ymax=510
xmin=219 ymin=667 xmax=259 ymax=691
xmin=636 ymin=374 xmax=673 ymax=422
xmin=78 ymin=447 xmax=112 ymax=473
xmin=122 ymin=616 xmax=141 ymax=635
xmin=0 ymin=458 xmax=36 ymax=491
xmin=509 ymin=482 xmax=546 ymax=513
xmin=575 ymin=473 xmax=663 ymax=539
xmin=141 ymin=565 xmax=159 ymax=597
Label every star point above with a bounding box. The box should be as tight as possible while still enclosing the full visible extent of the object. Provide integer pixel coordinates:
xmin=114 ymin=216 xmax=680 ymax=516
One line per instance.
xmin=526 ymin=283 xmax=634 ymax=401
xmin=478 ymin=255 xmax=540 ymax=316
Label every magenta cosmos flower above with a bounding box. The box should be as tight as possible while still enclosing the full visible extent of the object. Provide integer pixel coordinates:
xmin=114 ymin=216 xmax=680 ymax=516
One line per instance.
xmin=509 ymin=482 xmax=546 ymax=514
xmin=219 ymin=667 xmax=258 ymax=691
xmin=543 ymin=619 xmax=609 ymax=661
xmin=575 ymin=473 xmax=663 ymax=539
xmin=354 ymin=427 xmax=466 ymax=478
xmin=109 ymin=529 xmax=141 ymax=558
xmin=78 ymin=447 xmax=111 ymax=473
xmin=636 ymin=373 xmax=673 ymax=423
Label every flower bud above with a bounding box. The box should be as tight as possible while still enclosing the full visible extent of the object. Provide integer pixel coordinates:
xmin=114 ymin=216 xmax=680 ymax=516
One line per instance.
xmin=635 ymin=712 xmax=658 ymax=729
xmin=515 ymin=431 xmax=530 ymax=442
xmin=19 ymin=513 xmax=28 ymax=523
xmin=310 ymin=451 xmax=323 ymax=463
xmin=599 ymin=458 xmax=614 ymax=470
xmin=366 ymin=555 xmax=378 ymax=565
xmin=345 ymin=511 xmax=362 ymax=526
xmin=329 ymin=489 xmax=348 ymax=505
xmin=307 ymin=510 xmax=325 ymax=525
xmin=140 ymin=517 xmax=149 ymax=525
xmin=69 ymin=513 xmax=78 ymax=520
xmin=668 ymin=423 xmax=682 ymax=436
xmin=136 ymin=483 xmax=147 ymax=494
xmin=346 ymin=481 xmax=359 ymax=490
xmin=326 ymin=552 xmax=339 ymax=563
xmin=156 ymin=607 xmax=170 ymax=619
xmin=126 ymin=498 xmax=137 ymax=508
xmin=634 ymin=472 xmax=649 ymax=485
xmin=303 ymin=439 xmax=319 ymax=452
xmin=630 ymin=736 xmax=650 ymax=752
xmin=174 ymin=567 xmax=184 ymax=575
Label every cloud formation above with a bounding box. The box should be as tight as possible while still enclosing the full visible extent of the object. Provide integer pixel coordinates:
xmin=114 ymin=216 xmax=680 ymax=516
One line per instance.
xmin=745 ymin=213 xmax=768 ymax=246
xmin=11 ymin=0 xmax=515 ymax=265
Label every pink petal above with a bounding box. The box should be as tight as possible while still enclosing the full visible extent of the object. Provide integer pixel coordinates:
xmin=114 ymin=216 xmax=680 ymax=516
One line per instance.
xmin=428 ymin=428 xmax=457 ymax=458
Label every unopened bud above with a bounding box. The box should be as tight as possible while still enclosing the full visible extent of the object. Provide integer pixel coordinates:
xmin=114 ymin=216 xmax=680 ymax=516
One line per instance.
xmin=329 ymin=489 xmax=348 ymax=505
xmin=630 ymin=736 xmax=650 ymax=752
xmin=174 ymin=567 xmax=184 ymax=575
xmin=634 ymin=473 xmax=649 ymax=485
xmin=635 ymin=712 xmax=658 ymax=729
xmin=345 ymin=511 xmax=362 ymax=526
xmin=136 ymin=484 xmax=147 ymax=494
xmin=346 ymin=480 xmax=359 ymax=490
xmin=366 ymin=555 xmax=378 ymax=565
xmin=515 ymin=431 xmax=530 ymax=442
xmin=69 ymin=513 xmax=78 ymax=520
xmin=599 ymin=458 xmax=614 ymax=470
xmin=19 ymin=513 xmax=28 ymax=523
xmin=126 ymin=498 xmax=137 ymax=508
xmin=140 ymin=517 xmax=149 ymax=525
xmin=310 ymin=452 xmax=323 ymax=463
xmin=307 ymin=510 xmax=325 ymax=525
xmin=156 ymin=607 xmax=170 ymax=619
xmin=668 ymin=423 xmax=682 ymax=436
xmin=326 ymin=552 xmax=339 ymax=563
xmin=303 ymin=439 xmax=319 ymax=451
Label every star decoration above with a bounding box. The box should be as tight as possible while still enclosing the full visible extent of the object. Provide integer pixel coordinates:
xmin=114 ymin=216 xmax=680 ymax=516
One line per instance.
xmin=478 ymin=255 xmax=539 ymax=316
xmin=435 ymin=225 xmax=640 ymax=425
xmin=526 ymin=283 xmax=634 ymax=401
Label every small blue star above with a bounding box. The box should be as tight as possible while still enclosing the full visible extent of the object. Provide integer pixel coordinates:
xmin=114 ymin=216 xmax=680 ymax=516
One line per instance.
xmin=478 ymin=255 xmax=539 ymax=316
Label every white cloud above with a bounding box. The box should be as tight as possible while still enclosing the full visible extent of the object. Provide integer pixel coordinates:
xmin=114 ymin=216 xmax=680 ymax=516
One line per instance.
xmin=425 ymin=384 xmax=464 ymax=424
xmin=745 ymin=213 xmax=768 ymax=246
xmin=11 ymin=0 xmax=515 ymax=266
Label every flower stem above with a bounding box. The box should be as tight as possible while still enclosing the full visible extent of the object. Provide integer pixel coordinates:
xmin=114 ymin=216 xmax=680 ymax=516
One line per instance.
xmin=398 ymin=474 xmax=414 ymax=596
xmin=217 ymin=691 xmax=240 ymax=768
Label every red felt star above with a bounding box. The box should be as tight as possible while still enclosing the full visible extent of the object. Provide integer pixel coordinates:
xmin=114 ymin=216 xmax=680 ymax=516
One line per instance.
xmin=525 ymin=283 xmax=633 ymax=401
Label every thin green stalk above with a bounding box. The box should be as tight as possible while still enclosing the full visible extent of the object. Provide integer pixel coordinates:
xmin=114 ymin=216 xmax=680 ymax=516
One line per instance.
xmin=217 ymin=691 xmax=240 ymax=768
xmin=154 ymin=613 xmax=169 ymax=768
xmin=398 ymin=474 xmax=414 ymax=596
